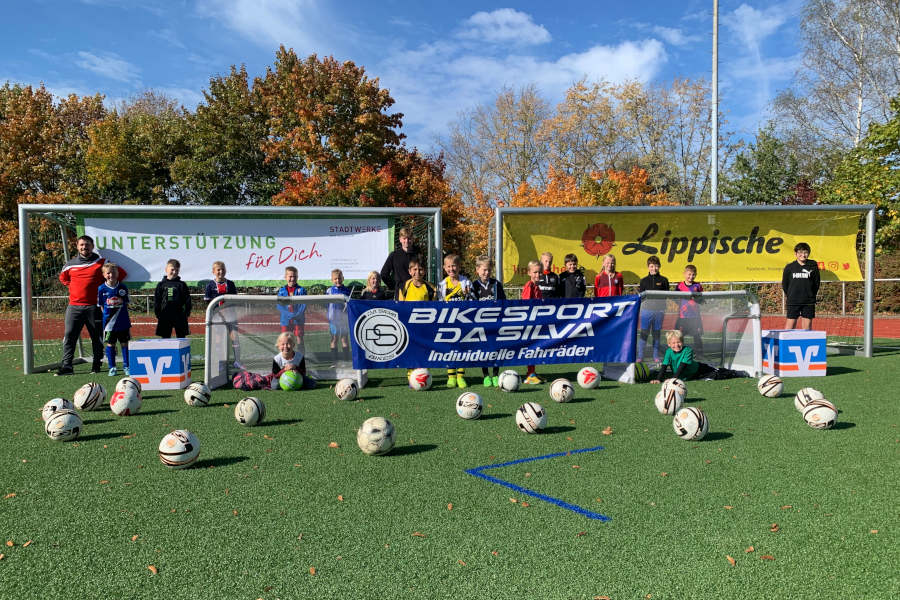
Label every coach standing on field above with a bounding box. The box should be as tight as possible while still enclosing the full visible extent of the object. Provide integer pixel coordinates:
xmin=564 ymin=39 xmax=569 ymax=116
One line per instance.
xmin=56 ymin=235 xmax=126 ymax=375
xmin=380 ymin=227 xmax=419 ymax=299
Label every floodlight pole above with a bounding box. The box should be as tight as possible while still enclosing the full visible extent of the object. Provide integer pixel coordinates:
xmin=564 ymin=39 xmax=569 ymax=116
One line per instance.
xmin=711 ymin=0 xmax=719 ymax=205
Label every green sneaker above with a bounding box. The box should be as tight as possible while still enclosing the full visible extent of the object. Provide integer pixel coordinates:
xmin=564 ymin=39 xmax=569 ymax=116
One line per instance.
xmin=492 ymin=376 xmax=500 ymax=387
xmin=446 ymin=376 xmax=457 ymax=388
xmin=456 ymin=376 xmax=467 ymax=388
xmin=483 ymin=376 xmax=493 ymax=387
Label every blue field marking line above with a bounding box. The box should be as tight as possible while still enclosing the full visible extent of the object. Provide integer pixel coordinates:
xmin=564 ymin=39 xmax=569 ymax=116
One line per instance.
xmin=464 ymin=445 xmax=611 ymax=521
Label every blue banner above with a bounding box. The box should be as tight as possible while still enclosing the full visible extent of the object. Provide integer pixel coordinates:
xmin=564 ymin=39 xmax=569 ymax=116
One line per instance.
xmin=348 ymin=296 xmax=640 ymax=369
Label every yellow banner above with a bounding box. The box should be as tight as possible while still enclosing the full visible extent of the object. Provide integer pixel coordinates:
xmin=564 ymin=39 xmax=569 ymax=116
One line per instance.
xmin=502 ymin=210 xmax=863 ymax=284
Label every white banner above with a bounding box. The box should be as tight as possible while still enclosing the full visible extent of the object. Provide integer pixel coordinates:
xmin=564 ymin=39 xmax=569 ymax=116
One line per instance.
xmin=82 ymin=216 xmax=390 ymax=286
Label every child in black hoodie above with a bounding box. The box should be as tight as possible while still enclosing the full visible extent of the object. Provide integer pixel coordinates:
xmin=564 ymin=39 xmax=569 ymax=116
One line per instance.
xmin=155 ymin=258 xmax=191 ymax=338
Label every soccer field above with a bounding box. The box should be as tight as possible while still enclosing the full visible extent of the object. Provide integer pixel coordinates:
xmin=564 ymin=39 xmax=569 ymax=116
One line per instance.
xmin=1 ymin=347 xmax=898 ymax=599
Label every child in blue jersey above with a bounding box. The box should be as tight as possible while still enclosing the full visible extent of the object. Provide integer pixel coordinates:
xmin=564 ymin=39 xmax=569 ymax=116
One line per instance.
xmin=471 ymin=255 xmax=506 ymax=387
xmin=674 ymin=264 xmax=704 ymax=356
xmin=204 ymin=261 xmax=242 ymax=370
xmin=276 ymin=266 xmax=306 ymax=351
xmin=97 ymin=262 xmax=131 ymax=376
xmin=327 ymin=268 xmax=351 ymax=362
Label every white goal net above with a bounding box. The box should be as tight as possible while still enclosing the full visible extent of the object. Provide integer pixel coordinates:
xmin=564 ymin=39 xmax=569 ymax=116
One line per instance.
xmin=204 ymin=294 xmax=366 ymax=390
xmin=638 ymin=290 xmax=762 ymax=375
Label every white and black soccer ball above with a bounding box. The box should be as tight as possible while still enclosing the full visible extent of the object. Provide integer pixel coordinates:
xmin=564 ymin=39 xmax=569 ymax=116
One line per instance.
xmin=335 ymin=378 xmax=359 ymax=401
xmin=577 ymin=366 xmax=601 ymax=389
xmin=673 ymin=406 xmax=709 ymax=440
xmin=184 ymin=382 xmax=211 ymax=407
xmin=515 ymin=402 xmax=547 ymax=434
xmin=654 ymin=388 xmax=684 ymax=415
xmin=757 ymin=375 xmax=784 ymax=398
xmin=116 ymin=376 xmax=142 ymax=396
xmin=109 ymin=386 xmax=142 ymax=416
xmin=498 ymin=370 xmax=521 ymax=392
xmin=45 ymin=409 xmax=82 ymax=442
xmin=73 ymin=382 xmax=105 ymax=411
xmin=456 ymin=391 xmax=483 ymax=420
xmin=356 ymin=416 xmax=396 ymax=456
xmin=549 ymin=378 xmax=575 ymax=403
xmin=794 ymin=387 xmax=825 ymax=412
xmin=41 ymin=397 xmax=73 ymax=422
xmin=158 ymin=430 xmax=200 ymax=469
xmin=662 ymin=378 xmax=687 ymax=399
xmin=234 ymin=397 xmax=266 ymax=426
xmin=408 ymin=368 xmax=432 ymax=391
xmin=803 ymin=399 xmax=837 ymax=430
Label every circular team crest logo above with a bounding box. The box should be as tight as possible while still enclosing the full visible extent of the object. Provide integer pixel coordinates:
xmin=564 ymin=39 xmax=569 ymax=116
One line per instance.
xmin=354 ymin=308 xmax=409 ymax=362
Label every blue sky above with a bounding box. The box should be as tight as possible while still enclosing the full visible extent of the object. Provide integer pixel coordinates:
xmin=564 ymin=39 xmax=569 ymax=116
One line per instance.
xmin=2 ymin=0 xmax=805 ymax=152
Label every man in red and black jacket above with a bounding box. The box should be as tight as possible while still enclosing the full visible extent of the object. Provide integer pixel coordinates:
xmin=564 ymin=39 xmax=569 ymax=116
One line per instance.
xmin=56 ymin=235 xmax=126 ymax=375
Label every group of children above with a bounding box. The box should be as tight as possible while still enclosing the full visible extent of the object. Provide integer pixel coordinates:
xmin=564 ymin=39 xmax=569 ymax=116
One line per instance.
xmin=92 ymin=239 xmax=819 ymax=389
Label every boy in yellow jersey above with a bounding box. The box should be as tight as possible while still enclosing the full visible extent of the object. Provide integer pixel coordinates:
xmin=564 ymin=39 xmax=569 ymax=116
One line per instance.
xmin=398 ymin=257 xmax=435 ymax=379
xmin=437 ymin=254 xmax=473 ymax=388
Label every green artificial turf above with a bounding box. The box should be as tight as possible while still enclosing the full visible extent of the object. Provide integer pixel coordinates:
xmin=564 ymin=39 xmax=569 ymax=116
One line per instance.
xmin=0 ymin=347 xmax=898 ymax=599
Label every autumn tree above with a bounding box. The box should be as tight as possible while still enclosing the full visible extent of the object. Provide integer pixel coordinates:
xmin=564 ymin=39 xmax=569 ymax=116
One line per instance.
xmin=172 ymin=65 xmax=284 ymax=205
xmin=0 ymin=83 xmax=106 ymax=294
xmin=85 ymin=91 xmax=189 ymax=204
xmin=257 ymin=48 xmax=404 ymax=195
xmin=441 ymin=85 xmax=550 ymax=206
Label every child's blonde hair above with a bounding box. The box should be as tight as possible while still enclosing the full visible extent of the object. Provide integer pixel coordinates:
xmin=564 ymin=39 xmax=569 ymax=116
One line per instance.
xmin=666 ymin=329 xmax=684 ymax=343
xmin=212 ymin=260 xmax=225 ymax=271
xmin=101 ymin=262 xmax=118 ymax=274
xmin=684 ymin=264 xmax=697 ymax=275
xmin=276 ymin=331 xmax=297 ymax=348
xmin=331 ymin=268 xmax=343 ymax=278
xmin=475 ymin=255 xmax=491 ymax=269
xmin=284 ymin=266 xmax=298 ymax=277
xmin=367 ymin=270 xmax=380 ymax=282
xmin=443 ymin=254 xmax=460 ymax=265
xmin=540 ymin=251 xmax=553 ymax=261
xmin=527 ymin=260 xmax=541 ymax=272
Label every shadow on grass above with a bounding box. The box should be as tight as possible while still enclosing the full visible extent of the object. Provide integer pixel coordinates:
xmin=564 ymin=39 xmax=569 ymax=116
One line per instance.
xmin=831 ymin=421 xmax=856 ymax=430
xmin=82 ymin=418 xmax=116 ymax=425
xmin=825 ymin=366 xmax=863 ymax=376
xmin=480 ymin=413 xmax=512 ymax=420
xmin=701 ymin=431 xmax=734 ymax=441
xmin=193 ymin=455 xmax=250 ymax=468
xmin=142 ymin=394 xmax=171 ymax=400
xmin=358 ymin=395 xmax=384 ymax=401
xmin=542 ymin=425 xmax=576 ymax=435
xmin=78 ymin=432 xmax=128 ymax=441
xmin=134 ymin=409 xmax=179 ymax=416
xmin=387 ymin=443 xmax=438 ymax=456
xmin=261 ymin=418 xmax=302 ymax=427
xmin=566 ymin=396 xmax=593 ymax=404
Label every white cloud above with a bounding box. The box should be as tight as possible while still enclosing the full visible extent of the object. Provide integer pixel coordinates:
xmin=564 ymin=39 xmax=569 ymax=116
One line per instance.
xmin=723 ymin=4 xmax=789 ymax=49
xmin=652 ymin=26 xmax=702 ymax=47
xmin=155 ymin=86 xmax=206 ymax=110
xmin=75 ymin=51 xmax=141 ymax=84
xmin=196 ymin=0 xmax=343 ymax=55
xmin=458 ymin=9 xmax=551 ymax=45
xmin=380 ymin=36 xmax=666 ymax=149
xmin=720 ymin=2 xmax=804 ymax=135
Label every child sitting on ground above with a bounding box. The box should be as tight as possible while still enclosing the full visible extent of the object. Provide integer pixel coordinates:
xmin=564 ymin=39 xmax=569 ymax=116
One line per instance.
xmin=650 ymin=329 xmax=749 ymax=383
xmin=270 ymin=331 xmax=314 ymax=389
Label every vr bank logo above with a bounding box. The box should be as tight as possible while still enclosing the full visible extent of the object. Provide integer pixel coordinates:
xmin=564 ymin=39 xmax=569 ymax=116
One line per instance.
xmin=354 ymin=308 xmax=409 ymax=362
